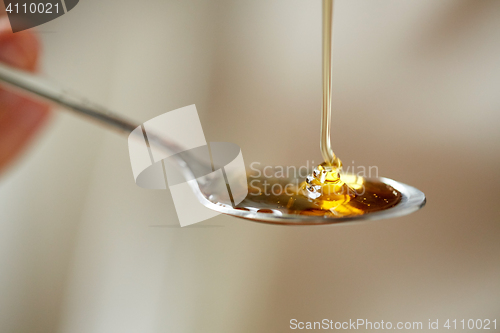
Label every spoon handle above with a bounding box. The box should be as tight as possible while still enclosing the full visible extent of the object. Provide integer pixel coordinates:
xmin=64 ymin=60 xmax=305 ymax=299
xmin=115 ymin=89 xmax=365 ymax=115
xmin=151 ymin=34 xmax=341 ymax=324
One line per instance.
xmin=0 ymin=62 xmax=211 ymax=177
xmin=0 ymin=62 xmax=138 ymax=134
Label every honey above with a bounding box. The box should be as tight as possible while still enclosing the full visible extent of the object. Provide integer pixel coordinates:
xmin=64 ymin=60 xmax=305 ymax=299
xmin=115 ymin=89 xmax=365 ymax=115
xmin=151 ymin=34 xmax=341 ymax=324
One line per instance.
xmin=237 ymin=173 xmax=401 ymax=218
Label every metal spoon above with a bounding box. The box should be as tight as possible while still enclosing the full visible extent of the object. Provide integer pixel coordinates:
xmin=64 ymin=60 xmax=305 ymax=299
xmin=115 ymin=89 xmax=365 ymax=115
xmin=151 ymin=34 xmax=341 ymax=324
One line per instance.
xmin=0 ymin=63 xmax=425 ymax=225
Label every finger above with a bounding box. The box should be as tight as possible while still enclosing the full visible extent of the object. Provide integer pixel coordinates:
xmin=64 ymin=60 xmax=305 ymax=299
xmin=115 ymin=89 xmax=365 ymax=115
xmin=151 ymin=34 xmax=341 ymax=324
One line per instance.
xmin=0 ymin=18 xmax=39 ymax=71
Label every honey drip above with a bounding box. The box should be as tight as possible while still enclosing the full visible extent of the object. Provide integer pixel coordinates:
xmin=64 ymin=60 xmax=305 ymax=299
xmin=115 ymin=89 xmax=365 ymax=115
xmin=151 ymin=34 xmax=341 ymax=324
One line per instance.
xmin=295 ymin=0 xmax=401 ymax=215
xmin=320 ymin=0 xmax=340 ymax=169
xmin=235 ymin=0 xmax=402 ymax=218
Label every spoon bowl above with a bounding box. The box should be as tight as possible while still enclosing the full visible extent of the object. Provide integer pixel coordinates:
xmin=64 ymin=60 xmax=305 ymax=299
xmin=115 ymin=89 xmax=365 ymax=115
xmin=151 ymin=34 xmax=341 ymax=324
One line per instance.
xmin=197 ymin=173 xmax=425 ymax=225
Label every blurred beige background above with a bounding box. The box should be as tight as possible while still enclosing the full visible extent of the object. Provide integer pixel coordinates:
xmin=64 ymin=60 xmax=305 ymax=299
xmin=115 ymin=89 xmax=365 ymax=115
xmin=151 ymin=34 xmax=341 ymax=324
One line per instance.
xmin=0 ymin=0 xmax=499 ymax=332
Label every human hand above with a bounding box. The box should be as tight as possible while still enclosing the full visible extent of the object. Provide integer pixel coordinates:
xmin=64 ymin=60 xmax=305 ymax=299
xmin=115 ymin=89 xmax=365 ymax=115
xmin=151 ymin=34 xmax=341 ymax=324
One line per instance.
xmin=0 ymin=14 xmax=50 ymax=174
